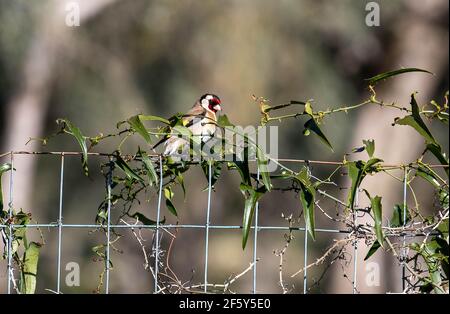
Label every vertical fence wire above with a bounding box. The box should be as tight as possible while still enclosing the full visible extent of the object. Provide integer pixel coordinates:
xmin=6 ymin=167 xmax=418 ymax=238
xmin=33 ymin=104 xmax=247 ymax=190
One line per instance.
xmin=203 ymin=162 xmax=213 ymax=293
xmin=56 ymin=153 xmax=65 ymax=293
xmin=6 ymin=152 xmax=14 ymax=294
xmin=401 ymin=167 xmax=408 ymax=292
xmin=105 ymin=157 xmax=113 ymax=294
xmin=154 ymin=156 xmax=163 ymax=293
xmin=352 ymin=189 xmax=359 ymax=294
xmin=252 ymin=168 xmax=260 ymax=294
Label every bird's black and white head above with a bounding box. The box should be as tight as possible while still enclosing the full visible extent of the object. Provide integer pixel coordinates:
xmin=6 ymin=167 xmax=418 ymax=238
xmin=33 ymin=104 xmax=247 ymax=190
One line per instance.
xmin=200 ymin=94 xmax=222 ymax=113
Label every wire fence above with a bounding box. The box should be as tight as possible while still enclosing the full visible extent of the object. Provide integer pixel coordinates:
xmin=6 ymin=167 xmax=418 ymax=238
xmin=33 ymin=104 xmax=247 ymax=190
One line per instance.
xmin=0 ymin=151 xmax=446 ymax=294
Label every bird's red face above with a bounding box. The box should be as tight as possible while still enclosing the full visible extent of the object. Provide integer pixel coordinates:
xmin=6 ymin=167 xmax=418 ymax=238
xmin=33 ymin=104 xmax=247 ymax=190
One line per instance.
xmin=200 ymin=94 xmax=222 ymax=113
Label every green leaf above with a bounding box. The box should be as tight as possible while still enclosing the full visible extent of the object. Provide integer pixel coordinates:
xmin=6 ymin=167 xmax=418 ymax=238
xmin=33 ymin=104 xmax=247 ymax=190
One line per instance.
xmin=114 ymin=154 xmax=145 ymax=183
xmin=366 ymin=68 xmax=433 ymax=85
xmin=363 ymin=139 xmax=375 ymax=158
xmin=394 ymin=94 xmax=437 ymax=145
xmin=390 ymin=204 xmax=411 ymax=228
xmin=0 ymin=163 xmax=12 ymax=212
xmin=346 ymin=159 xmax=383 ymax=213
xmin=201 ymin=161 xmax=223 ymax=190
xmin=139 ymin=149 xmax=159 ymax=187
xmin=20 ymin=242 xmax=41 ymax=294
xmin=439 ymin=189 xmax=449 ymax=211
xmin=364 ymin=240 xmax=381 ymax=261
xmin=229 ymin=147 xmax=251 ymax=186
xmin=299 ymin=185 xmax=316 ymax=240
xmin=425 ymin=143 xmax=449 ymax=177
xmin=363 ymin=158 xmax=383 ymax=173
xmin=347 ymin=161 xmax=364 ymax=211
xmin=139 ymin=115 xmax=170 ymax=125
xmin=256 ymin=147 xmax=272 ymax=191
xmin=367 ymin=193 xmax=384 ymax=246
xmin=241 ymin=184 xmax=266 ymax=249
xmin=296 ymin=167 xmax=316 ymax=240
xmin=57 ymin=119 xmax=89 ymax=176
xmin=303 ymin=118 xmax=334 ymax=152
xmin=217 ymin=114 xmax=235 ymax=127
xmin=131 ymin=212 xmax=165 ymax=225
xmin=164 ymin=187 xmax=178 ymax=217
xmin=128 ymin=115 xmax=152 ymax=144
xmin=416 ymin=166 xmax=441 ymax=188
xmin=304 ymin=101 xmax=314 ymax=115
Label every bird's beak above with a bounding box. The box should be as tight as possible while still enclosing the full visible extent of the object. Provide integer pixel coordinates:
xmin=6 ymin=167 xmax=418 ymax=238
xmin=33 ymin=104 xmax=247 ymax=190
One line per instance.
xmin=214 ymin=104 xmax=222 ymax=111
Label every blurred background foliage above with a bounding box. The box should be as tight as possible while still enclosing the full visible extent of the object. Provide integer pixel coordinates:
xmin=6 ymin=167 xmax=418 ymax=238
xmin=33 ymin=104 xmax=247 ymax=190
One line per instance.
xmin=0 ymin=0 xmax=448 ymax=293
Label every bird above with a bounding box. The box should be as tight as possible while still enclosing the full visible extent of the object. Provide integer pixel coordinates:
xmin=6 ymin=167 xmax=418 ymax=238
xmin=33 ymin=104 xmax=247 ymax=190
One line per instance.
xmin=152 ymin=94 xmax=223 ymax=156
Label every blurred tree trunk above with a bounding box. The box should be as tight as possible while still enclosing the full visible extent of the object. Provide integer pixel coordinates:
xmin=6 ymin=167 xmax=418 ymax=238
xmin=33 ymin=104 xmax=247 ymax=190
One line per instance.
xmin=1 ymin=0 xmax=118 ymax=211
xmin=329 ymin=0 xmax=448 ymax=293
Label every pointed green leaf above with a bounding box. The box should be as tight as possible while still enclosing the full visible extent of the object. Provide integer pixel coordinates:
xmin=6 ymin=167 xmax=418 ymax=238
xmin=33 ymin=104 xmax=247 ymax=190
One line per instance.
xmin=20 ymin=242 xmax=41 ymax=294
xmin=241 ymin=184 xmax=266 ymax=249
xmin=57 ymin=119 xmax=89 ymax=176
xmin=394 ymin=94 xmax=437 ymax=145
xmin=164 ymin=187 xmax=178 ymax=217
xmin=363 ymin=139 xmax=375 ymax=158
xmin=201 ymin=161 xmax=223 ymax=190
xmin=114 ymin=155 xmax=145 ymax=183
xmin=365 ymin=192 xmax=384 ymax=246
xmin=347 ymin=161 xmax=364 ymax=211
xmin=131 ymin=212 xmax=165 ymax=225
xmin=391 ymin=204 xmax=411 ymax=228
xmin=128 ymin=115 xmax=152 ymax=144
xmin=304 ymin=118 xmax=333 ymax=152
xmin=138 ymin=115 xmax=170 ymax=125
xmin=256 ymin=148 xmax=272 ymax=191
xmin=416 ymin=166 xmax=441 ymax=188
xmin=364 ymin=240 xmax=381 ymax=261
xmin=366 ymin=68 xmax=433 ymax=85
xmin=217 ymin=114 xmax=235 ymax=127
xmin=363 ymin=158 xmax=383 ymax=173
xmin=140 ymin=150 xmax=159 ymax=187
xmin=296 ymin=168 xmax=316 ymax=240
xmin=426 ymin=143 xmax=449 ymax=177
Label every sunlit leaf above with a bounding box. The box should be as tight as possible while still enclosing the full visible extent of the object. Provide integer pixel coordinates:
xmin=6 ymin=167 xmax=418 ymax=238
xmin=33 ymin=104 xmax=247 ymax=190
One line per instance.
xmin=0 ymin=163 xmax=12 ymax=212
xmin=164 ymin=187 xmax=178 ymax=217
xmin=363 ymin=139 xmax=375 ymax=158
xmin=394 ymin=94 xmax=437 ymax=145
xmin=128 ymin=115 xmax=152 ymax=144
xmin=57 ymin=119 xmax=89 ymax=176
xmin=366 ymin=68 xmax=433 ymax=85
xmin=20 ymin=242 xmax=41 ymax=294
xmin=416 ymin=165 xmax=441 ymax=188
xmin=139 ymin=115 xmax=170 ymax=125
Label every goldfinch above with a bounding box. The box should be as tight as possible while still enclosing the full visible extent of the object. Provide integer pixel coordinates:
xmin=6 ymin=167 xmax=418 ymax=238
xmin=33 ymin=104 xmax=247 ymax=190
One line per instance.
xmin=153 ymin=94 xmax=222 ymax=156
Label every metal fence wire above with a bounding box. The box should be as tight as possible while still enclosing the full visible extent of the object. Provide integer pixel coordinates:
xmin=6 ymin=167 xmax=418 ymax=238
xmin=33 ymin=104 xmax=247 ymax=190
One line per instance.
xmin=0 ymin=151 xmax=445 ymax=294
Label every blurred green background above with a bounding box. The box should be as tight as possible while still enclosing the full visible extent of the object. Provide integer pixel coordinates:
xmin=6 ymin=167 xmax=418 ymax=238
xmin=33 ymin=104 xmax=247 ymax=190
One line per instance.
xmin=0 ymin=0 xmax=448 ymax=293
